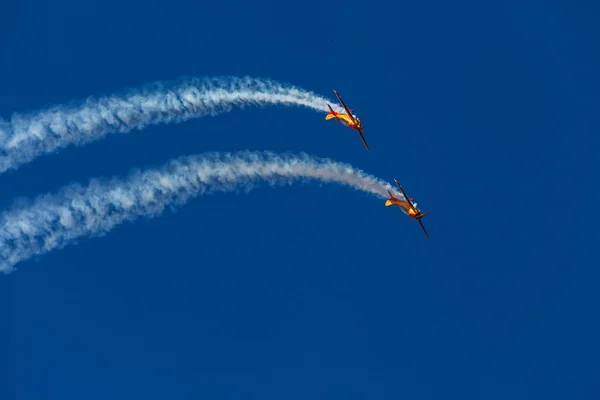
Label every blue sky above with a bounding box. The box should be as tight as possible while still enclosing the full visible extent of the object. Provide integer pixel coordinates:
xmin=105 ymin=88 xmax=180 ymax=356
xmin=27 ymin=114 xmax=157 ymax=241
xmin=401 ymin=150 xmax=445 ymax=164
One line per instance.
xmin=1 ymin=0 xmax=598 ymax=399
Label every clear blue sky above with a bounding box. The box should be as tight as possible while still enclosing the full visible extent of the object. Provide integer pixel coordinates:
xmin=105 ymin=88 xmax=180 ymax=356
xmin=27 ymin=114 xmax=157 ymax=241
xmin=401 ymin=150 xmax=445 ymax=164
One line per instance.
xmin=1 ymin=0 xmax=598 ymax=399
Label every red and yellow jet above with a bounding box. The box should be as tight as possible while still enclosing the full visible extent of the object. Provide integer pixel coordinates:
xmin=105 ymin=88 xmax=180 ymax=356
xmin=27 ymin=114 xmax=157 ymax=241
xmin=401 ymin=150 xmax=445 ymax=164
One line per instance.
xmin=326 ymin=89 xmax=370 ymax=151
xmin=385 ymin=179 xmax=429 ymax=238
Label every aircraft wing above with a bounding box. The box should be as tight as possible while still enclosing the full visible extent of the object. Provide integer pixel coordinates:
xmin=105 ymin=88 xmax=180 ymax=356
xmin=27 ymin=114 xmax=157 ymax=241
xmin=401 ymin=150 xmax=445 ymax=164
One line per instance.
xmin=358 ymin=129 xmax=370 ymax=151
xmin=418 ymin=219 xmax=429 ymax=238
xmin=333 ymin=90 xmax=358 ymax=124
xmin=394 ymin=179 xmax=418 ymax=214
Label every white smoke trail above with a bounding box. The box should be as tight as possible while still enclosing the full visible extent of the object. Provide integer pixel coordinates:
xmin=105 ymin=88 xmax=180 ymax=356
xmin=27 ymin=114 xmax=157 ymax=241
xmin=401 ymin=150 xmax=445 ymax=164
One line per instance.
xmin=0 ymin=77 xmax=344 ymax=174
xmin=0 ymin=151 xmax=399 ymax=273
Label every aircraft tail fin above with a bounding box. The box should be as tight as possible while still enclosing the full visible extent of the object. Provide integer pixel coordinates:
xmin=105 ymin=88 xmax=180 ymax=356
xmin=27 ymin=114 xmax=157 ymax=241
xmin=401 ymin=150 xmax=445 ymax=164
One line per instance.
xmin=385 ymin=191 xmax=396 ymax=206
xmin=326 ymin=104 xmax=339 ymax=121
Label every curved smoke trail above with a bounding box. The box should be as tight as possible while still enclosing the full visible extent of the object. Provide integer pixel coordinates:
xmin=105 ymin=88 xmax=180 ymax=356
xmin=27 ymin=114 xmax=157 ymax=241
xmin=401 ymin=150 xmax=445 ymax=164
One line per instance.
xmin=0 ymin=151 xmax=398 ymax=273
xmin=0 ymin=77 xmax=343 ymax=174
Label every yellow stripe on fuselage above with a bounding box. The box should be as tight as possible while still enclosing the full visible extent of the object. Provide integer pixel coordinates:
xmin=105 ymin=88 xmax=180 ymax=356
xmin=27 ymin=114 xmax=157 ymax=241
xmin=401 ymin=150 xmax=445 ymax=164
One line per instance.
xmin=326 ymin=113 xmax=357 ymax=127
xmin=385 ymin=198 xmax=417 ymax=216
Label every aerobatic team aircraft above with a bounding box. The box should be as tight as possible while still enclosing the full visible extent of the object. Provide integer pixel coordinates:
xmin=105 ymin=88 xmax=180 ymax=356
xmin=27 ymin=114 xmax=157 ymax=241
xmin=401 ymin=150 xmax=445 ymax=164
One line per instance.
xmin=326 ymin=89 xmax=370 ymax=151
xmin=326 ymin=88 xmax=428 ymax=237
xmin=385 ymin=179 xmax=429 ymax=238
